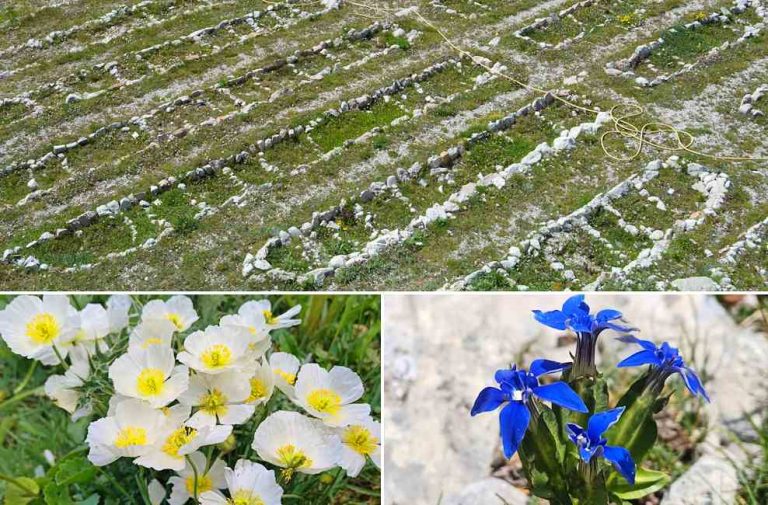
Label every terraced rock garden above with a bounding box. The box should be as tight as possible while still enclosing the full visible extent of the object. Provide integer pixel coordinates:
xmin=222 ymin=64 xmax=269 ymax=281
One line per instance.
xmin=1 ymin=0 xmax=767 ymax=290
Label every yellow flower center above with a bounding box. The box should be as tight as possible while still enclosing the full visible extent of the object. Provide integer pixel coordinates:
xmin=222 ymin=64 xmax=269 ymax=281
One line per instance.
xmin=274 ymin=369 xmax=296 ymax=386
xmin=26 ymin=313 xmax=60 ymax=345
xmin=262 ymin=310 xmax=279 ymax=326
xmin=185 ymin=474 xmax=213 ymax=495
xmin=141 ymin=337 xmax=164 ymax=349
xmin=114 ymin=426 xmax=148 ymax=448
xmin=228 ymin=490 xmax=265 ymax=505
xmin=200 ymin=344 xmax=232 ymax=369
xmin=200 ymin=388 xmax=228 ymax=416
xmin=247 ymin=378 xmax=268 ymax=403
xmin=307 ymin=389 xmax=342 ymax=416
xmin=276 ymin=444 xmax=312 ymax=469
xmin=343 ymin=425 xmax=378 ymax=456
xmin=162 ymin=426 xmax=198 ymax=458
xmin=136 ymin=368 xmax=166 ymax=397
xmin=166 ymin=313 xmax=184 ymax=330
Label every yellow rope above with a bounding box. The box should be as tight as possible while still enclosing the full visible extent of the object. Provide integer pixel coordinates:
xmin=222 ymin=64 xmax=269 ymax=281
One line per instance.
xmin=344 ymin=0 xmax=768 ymax=163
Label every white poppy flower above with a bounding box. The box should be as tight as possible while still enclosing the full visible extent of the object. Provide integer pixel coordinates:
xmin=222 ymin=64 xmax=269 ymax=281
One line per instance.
xmin=244 ymin=360 xmax=275 ymax=407
xmin=269 ymin=352 xmax=300 ymax=400
xmin=148 ymin=478 xmax=166 ymax=505
xmin=134 ymin=405 xmax=232 ymax=471
xmin=219 ymin=304 xmax=273 ymax=358
xmin=293 ymin=364 xmax=370 ymax=427
xmin=70 ymin=304 xmax=110 ymax=353
xmin=199 ymin=459 xmax=283 ymax=505
xmin=86 ymin=398 xmax=167 ymax=466
xmin=169 ymin=451 xmax=227 ymax=505
xmin=250 ymin=300 xmax=301 ymax=331
xmin=178 ymin=371 xmax=255 ymax=429
xmin=142 ymin=295 xmax=198 ymax=332
xmin=106 ymin=295 xmax=132 ymax=334
xmin=177 ymin=326 xmax=252 ymax=374
xmin=109 ymin=346 xmax=189 ymax=408
xmin=129 ymin=319 xmax=177 ymax=352
xmin=44 ymin=346 xmax=90 ymax=415
xmin=337 ymin=416 xmax=382 ymax=477
xmin=252 ymin=411 xmax=342 ymax=476
xmin=0 ymin=295 xmax=79 ymax=365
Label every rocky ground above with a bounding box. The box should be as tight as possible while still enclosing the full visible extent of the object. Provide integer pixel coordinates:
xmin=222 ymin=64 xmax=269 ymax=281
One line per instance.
xmin=1 ymin=0 xmax=767 ymax=290
xmin=382 ymin=293 xmax=768 ymax=504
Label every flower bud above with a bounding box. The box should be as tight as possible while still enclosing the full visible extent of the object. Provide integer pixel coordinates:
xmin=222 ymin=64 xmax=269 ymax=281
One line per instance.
xmin=217 ymin=434 xmax=237 ymax=454
xmin=320 ymin=473 xmax=334 ymax=485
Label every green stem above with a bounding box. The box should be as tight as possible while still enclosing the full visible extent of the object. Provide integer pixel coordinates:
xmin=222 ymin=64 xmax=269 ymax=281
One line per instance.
xmin=52 ymin=345 xmax=69 ymax=370
xmin=99 ymin=468 xmax=137 ymax=504
xmin=0 ymin=473 xmax=37 ymax=495
xmin=0 ymin=386 xmax=44 ymax=411
xmin=187 ymin=454 xmax=200 ymax=503
xmin=13 ymin=361 xmax=38 ymax=395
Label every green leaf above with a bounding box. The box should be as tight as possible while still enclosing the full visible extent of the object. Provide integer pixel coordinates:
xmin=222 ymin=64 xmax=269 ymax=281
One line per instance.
xmin=55 ymin=457 xmax=97 ymax=487
xmin=616 ymin=372 xmax=650 ymax=409
xmin=75 ymin=495 xmax=99 ymax=505
xmin=608 ymin=467 xmax=670 ymax=500
xmin=627 ymin=416 xmax=658 ymax=463
xmin=3 ymin=477 xmax=40 ymax=505
xmin=43 ymin=481 xmax=74 ymax=505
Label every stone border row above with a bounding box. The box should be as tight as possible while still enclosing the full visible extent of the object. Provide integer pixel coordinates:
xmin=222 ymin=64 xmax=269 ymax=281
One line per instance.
xmin=739 ymin=83 xmax=767 ymax=118
xmin=514 ymin=0 xmax=600 ymax=49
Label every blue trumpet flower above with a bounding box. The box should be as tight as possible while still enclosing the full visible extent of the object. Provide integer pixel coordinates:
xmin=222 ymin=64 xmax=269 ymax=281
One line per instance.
xmin=566 ymin=407 xmax=636 ymax=485
xmin=533 ymin=295 xmax=636 ymax=376
xmin=471 ymin=359 xmax=588 ymax=458
xmin=617 ymin=335 xmax=710 ymax=402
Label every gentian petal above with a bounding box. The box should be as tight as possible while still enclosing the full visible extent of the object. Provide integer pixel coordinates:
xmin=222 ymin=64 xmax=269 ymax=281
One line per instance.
xmin=587 ymin=407 xmax=625 ymax=441
xmin=532 ymin=309 xmax=568 ymax=330
xmin=595 ymin=309 xmax=622 ymax=322
xmin=617 ymin=334 xmax=657 ymax=351
xmin=494 ymin=368 xmax=517 ymax=385
xmin=565 ymin=422 xmax=584 ymax=444
xmin=532 ymin=382 xmax=588 ymax=413
xmin=617 ymin=350 xmax=661 ymax=368
xmin=562 ymin=294 xmax=587 ymax=314
xmin=530 ymin=359 xmax=571 ymax=377
xmin=568 ymin=312 xmax=594 ymax=333
xmin=499 ymin=401 xmax=531 ymax=459
xmin=603 ymin=445 xmax=636 ymax=485
xmin=679 ymin=367 xmax=710 ymax=403
xmin=604 ymin=321 xmax=638 ymax=333
xmin=471 ymin=387 xmax=506 ymax=416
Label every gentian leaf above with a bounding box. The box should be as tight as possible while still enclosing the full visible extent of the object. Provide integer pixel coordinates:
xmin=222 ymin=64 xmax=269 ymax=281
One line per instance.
xmin=499 ymin=401 xmax=530 ymax=459
xmin=533 ymin=382 xmax=588 ymax=413
xmin=608 ymin=467 xmax=670 ymax=500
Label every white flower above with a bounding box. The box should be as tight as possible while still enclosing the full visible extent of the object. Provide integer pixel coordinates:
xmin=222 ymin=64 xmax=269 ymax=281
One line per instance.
xmin=293 ymin=364 xmax=370 ymax=427
xmin=244 ymin=360 xmax=275 ymax=407
xmin=134 ymin=405 xmax=232 ymax=471
xmin=177 ymin=326 xmax=252 ymax=374
xmin=107 ymin=295 xmax=132 ymax=334
xmin=199 ymin=459 xmax=283 ymax=505
xmin=142 ymin=295 xmax=198 ymax=332
xmin=109 ymin=346 xmax=189 ymax=408
xmin=269 ymin=352 xmax=300 ymax=400
xmin=168 ymin=451 xmax=226 ymax=505
xmin=148 ymin=478 xmax=166 ymax=505
xmin=71 ymin=303 xmax=110 ymax=353
xmin=86 ymin=398 xmax=167 ymax=466
xmin=178 ymin=371 xmax=255 ymax=429
xmin=0 ymin=295 xmax=79 ymax=365
xmin=252 ymin=411 xmax=341 ymax=475
xmin=219 ymin=304 xmax=274 ymax=358
xmin=337 ymin=417 xmax=381 ymax=477
xmin=44 ymin=346 xmax=90 ymax=415
xmin=129 ymin=318 xmax=177 ymax=352
xmin=251 ymin=300 xmax=301 ymax=331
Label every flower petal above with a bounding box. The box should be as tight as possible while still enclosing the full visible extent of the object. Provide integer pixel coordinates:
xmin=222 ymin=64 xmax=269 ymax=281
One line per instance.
xmin=595 ymin=309 xmax=622 ymax=322
xmin=499 ymin=401 xmax=530 ymax=459
xmin=679 ymin=367 xmax=710 ymax=402
xmin=529 ymin=359 xmax=571 ymax=377
xmin=532 ymin=310 xmax=568 ymax=330
xmin=562 ymin=294 xmax=587 ymax=315
xmin=603 ymin=445 xmax=636 ymax=485
xmin=532 ymin=382 xmax=588 ymax=413
xmin=565 ymin=422 xmax=584 ymax=444
xmin=471 ymin=387 xmax=505 ymax=416
xmin=587 ymin=407 xmax=625 ymax=441
xmin=617 ymin=350 xmax=660 ymax=368
xmin=617 ymin=335 xmax=657 ymax=351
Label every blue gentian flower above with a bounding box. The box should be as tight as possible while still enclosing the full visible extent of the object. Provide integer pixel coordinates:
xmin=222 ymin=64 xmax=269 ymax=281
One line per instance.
xmin=533 ymin=295 xmax=636 ymax=376
xmin=471 ymin=359 xmax=588 ymax=458
xmin=617 ymin=335 xmax=710 ymax=402
xmin=566 ymin=407 xmax=636 ymax=484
